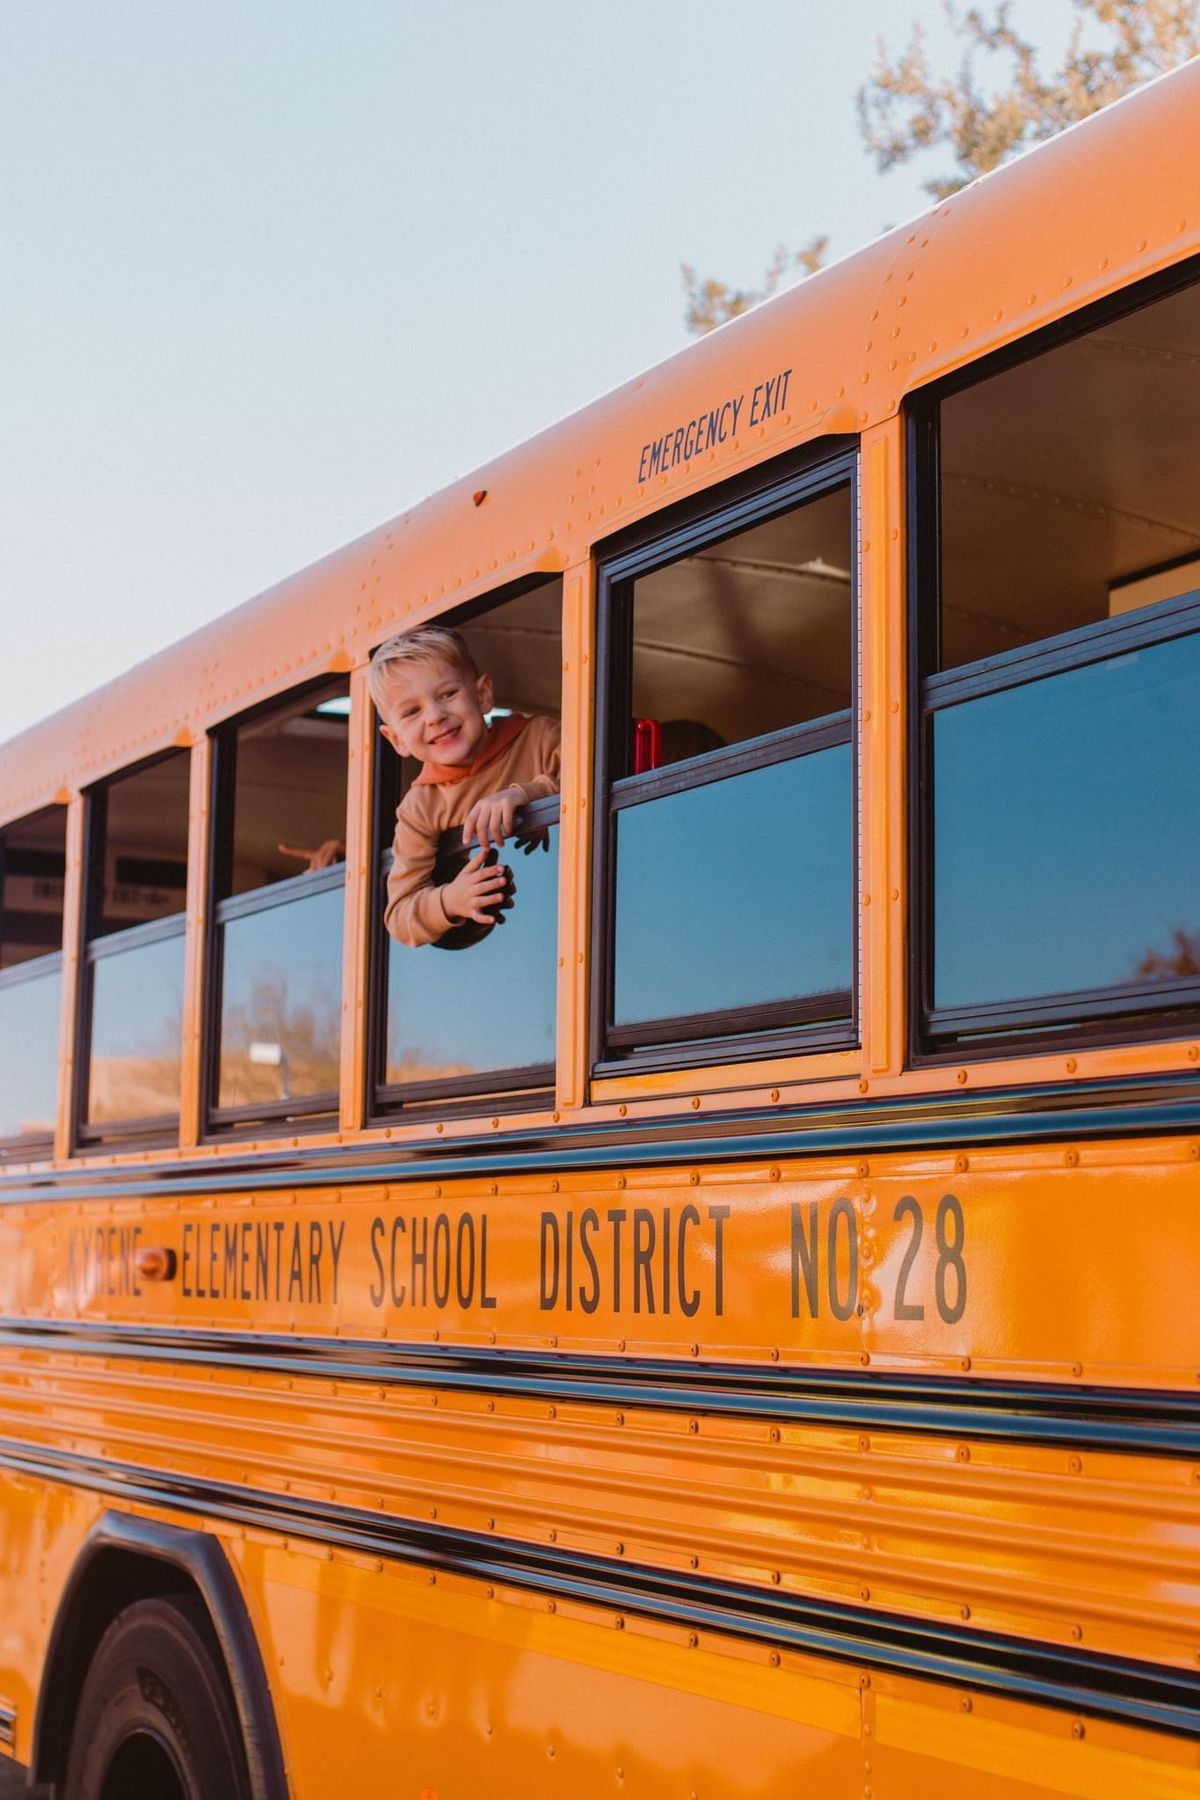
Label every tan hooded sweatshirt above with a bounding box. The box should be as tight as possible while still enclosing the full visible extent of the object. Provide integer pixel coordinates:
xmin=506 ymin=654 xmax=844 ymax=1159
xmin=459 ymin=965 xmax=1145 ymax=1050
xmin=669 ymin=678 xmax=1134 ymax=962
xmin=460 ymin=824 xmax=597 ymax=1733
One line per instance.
xmin=383 ymin=713 xmax=561 ymax=947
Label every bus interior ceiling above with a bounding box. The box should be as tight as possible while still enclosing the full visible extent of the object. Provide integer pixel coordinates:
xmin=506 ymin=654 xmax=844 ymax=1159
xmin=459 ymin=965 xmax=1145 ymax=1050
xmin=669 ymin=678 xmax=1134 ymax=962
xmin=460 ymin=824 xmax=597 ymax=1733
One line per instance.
xmin=940 ymin=276 xmax=1200 ymax=668
xmin=630 ymin=486 xmax=854 ymax=760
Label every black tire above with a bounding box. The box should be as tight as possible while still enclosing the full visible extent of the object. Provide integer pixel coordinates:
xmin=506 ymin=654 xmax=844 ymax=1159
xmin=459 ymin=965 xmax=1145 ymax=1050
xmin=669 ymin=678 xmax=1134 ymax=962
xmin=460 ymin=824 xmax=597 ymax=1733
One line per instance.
xmin=62 ymin=1595 xmax=251 ymax=1800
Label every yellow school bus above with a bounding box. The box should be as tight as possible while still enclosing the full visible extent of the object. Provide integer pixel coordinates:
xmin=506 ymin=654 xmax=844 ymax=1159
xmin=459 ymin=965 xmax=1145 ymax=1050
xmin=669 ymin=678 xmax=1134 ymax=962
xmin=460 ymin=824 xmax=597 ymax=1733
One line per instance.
xmin=3 ymin=60 xmax=1200 ymax=1800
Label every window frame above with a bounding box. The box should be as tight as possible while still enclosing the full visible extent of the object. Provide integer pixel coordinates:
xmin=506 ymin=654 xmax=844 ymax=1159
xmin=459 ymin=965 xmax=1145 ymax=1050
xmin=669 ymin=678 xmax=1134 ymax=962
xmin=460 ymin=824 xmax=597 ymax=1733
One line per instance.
xmin=363 ymin=573 xmax=565 ymax=1123
xmin=203 ymin=678 xmax=350 ymax=1136
xmin=908 ymin=252 xmax=1200 ymax=1061
xmin=591 ymin=443 xmax=860 ymax=1077
xmin=75 ymin=753 xmax=191 ymax=1150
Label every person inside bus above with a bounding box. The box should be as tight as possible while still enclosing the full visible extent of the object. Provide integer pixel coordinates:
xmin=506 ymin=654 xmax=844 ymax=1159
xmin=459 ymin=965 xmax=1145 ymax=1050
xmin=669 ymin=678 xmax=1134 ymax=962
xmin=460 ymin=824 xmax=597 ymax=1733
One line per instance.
xmin=370 ymin=625 xmax=561 ymax=947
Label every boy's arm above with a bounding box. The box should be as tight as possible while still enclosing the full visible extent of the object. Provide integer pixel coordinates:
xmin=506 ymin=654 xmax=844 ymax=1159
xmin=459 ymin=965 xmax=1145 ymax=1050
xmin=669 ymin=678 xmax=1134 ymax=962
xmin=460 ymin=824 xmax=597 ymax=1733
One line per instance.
xmin=461 ymin=717 xmax=562 ymax=851
xmin=383 ymin=806 xmax=457 ymax=947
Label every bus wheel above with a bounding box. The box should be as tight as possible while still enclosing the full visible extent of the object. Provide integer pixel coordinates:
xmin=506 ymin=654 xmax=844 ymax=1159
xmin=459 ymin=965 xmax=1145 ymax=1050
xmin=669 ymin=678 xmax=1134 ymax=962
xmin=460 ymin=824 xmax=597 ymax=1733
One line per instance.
xmin=62 ymin=1594 xmax=251 ymax=1800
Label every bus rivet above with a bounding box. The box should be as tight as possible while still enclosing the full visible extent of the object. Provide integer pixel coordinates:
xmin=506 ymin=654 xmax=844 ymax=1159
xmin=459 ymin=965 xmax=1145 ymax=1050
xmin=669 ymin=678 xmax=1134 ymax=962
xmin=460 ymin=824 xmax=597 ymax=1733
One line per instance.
xmin=859 ymin=1674 xmax=871 ymax=1689
xmin=770 ymin=1426 xmax=781 ymax=1442
xmin=618 ymin=1340 xmax=626 ymax=1352
xmin=1190 ymin=1047 xmax=1200 ymax=1061
xmin=956 ymin=1069 xmax=968 ymax=1084
xmin=860 ymin=1587 xmax=870 ymax=1601
xmin=769 ymin=1650 xmax=780 ymax=1667
xmin=690 ymin=1172 xmax=700 ymax=1185
xmin=770 ymin=1168 xmax=781 ymax=1181
xmin=615 ymin=1616 xmax=625 ymax=1630
xmin=860 ymin=1353 xmax=870 ymax=1366
xmin=957 ymin=1445 xmax=970 ymax=1462
xmin=1072 ymin=1624 xmax=1083 ymax=1640
xmin=1066 ymin=1057 xmax=1078 ymax=1073
xmin=1071 ymin=1722 xmax=1085 ymax=1740
xmin=619 ymin=1104 xmax=628 ymax=1116
xmin=549 ymin=1335 xmax=558 ymax=1348
xmin=770 ymin=1089 xmax=780 ymax=1102
xmin=960 ymin=1357 xmax=971 ymax=1371
xmin=770 ymin=1347 xmax=780 ymax=1362
xmin=960 ymin=1696 xmax=972 ymax=1713
xmin=616 ymin=1175 xmax=626 ymax=1189
xmin=1065 ymin=1150 xmax=1078 ymax=1166
xmin=689 ymin=1417 xmax=699 ymax=1432
xmin=858 ymin=1080 xmax=868 ymax=1094
xmin=1073 ymin=1363 xmax=1083 ymax=1377
xmin=691 ymin=1097 xmax=701 ymax=1110
xmin=960 ymin=1604 xmax=970 ymax=1619
xmin=688 ymin=1632 xmax=699 ymax=1648
xmin=956 ymin=1156 xmax=968 ymax=1173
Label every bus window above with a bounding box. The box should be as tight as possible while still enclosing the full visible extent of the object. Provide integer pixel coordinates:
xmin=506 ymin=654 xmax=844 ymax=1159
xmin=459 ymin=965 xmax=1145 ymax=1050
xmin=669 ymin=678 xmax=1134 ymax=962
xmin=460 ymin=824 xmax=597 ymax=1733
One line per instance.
xmin=0 ymin=805 xmax=67 ymax=1148
xmin=80 ymin=754 xmax=189 ymax=1138
xmin=598 ymin=458 xmax=855 ymax=1070
xmin=924 ymin=273 xmax=1200 ymax=1046
xmin=371 ymin=579 xmax=561 ymax=1112
xmin=210 ymin=681 xmax=349 ymax=1125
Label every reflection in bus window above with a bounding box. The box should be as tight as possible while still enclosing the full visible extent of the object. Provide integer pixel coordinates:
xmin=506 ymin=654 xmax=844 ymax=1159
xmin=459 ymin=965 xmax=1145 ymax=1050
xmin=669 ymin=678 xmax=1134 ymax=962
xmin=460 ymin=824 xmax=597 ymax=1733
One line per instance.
xmin=0 ymin=806 xmax=67 ymax=1146
xmin=81 ymin=755 xmax=189 ymax=1135
xmin=211 ymin=682 xmax=348 ymax=1125
xmin=603 ymin=467 xmax=855 ymax=1064
xmin=928 ymin=274 xmax=1200 ymax=1045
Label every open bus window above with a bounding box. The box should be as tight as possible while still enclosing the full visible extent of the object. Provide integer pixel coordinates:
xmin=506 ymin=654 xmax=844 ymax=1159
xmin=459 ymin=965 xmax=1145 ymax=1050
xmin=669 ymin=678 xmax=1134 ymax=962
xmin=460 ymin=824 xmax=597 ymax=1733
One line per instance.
xmin=80 ymin=754 xmax=189 ymax=1137
xmin=371 ymin=579 xmax=561 ymax=1112
xmin=210 ymin=681 xmax=349 ymax=1124
xmin=598 ymin=458 xmax=855 ymax=1070
xmin=925 ymin=273 xmax=1200 ymax=1046
xmin=0 ymin=806 xmax=67 ymax=1147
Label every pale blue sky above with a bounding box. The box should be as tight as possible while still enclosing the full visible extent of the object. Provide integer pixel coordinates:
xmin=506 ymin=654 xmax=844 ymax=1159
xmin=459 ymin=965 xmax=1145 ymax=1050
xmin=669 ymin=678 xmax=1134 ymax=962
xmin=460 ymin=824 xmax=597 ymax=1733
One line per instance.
xmin=1 ymin=1 xmax=1051 ymax=746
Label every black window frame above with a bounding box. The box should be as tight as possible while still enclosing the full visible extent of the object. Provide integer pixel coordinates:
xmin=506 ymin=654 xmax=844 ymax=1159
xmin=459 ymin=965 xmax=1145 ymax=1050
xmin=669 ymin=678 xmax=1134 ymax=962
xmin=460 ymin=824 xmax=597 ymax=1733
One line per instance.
xmin=908 ymin=252 xmax=1200 ymax=1061
xmin=591 ymin=441 xmax=860 ymax=1078
xmin=75 ymin=753 xmax=190 ymax=1151
xmin=364 ymin=572 xmax=565 ymax=1123
xmin=203 ymin=677 xmax=349 ymax=1136
xmin=0 ymin=804 xmax=67 ymax=1154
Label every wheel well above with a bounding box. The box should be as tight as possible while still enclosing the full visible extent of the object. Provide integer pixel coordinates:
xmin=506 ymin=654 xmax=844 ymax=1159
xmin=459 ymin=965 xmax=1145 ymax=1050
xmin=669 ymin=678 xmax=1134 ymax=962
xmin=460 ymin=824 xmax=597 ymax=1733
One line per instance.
xmin=33 ymin=1511 xmax=289 ymax=1800
xmin=34 ymin=1547 xmax=201 ymax=1787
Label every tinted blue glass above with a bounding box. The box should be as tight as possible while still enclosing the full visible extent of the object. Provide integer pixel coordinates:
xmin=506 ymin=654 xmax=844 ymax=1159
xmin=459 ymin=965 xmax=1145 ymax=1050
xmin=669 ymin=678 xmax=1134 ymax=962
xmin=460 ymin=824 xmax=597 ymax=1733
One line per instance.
xmin=0 ymin=963 xmax=61 ymax=1141
xmin=613 ymin=748 xmax=852 ymax=1027
xmin=933 ymin=631 xmax=1200 ymax=1009
xmin=88 ymin=931 xmax=184 ymax=1123
xmin=219 ymin=884 xmax=343 ymax=1106
xmin=386 ymin=829 xmax=558 ymax=1084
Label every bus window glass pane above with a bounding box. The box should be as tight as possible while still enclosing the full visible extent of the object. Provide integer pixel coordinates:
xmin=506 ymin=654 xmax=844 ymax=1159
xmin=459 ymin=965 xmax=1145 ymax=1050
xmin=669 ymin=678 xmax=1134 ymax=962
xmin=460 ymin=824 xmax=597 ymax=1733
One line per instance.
xmin=613 ymin=750 xmax=852 ymax=1027
xmin=1 ymin=806 xmax=67 ymax=968
xmin=933 ymin=632 xmax=1200 ymax=1009
xmin=385 ymin=826 xmax=557 ymax=1085
xmin=86 ymin=932 xmax=185 ymax=1125
xmin=0 ymin=964 xmax=61 ymax=1140
xmin=940 ymin=279 xmax=1200 ymax=668
xmin=95 ymin=754 xmax=189 ymax=936
xmin=630 ymin=486 xmax=852 ymax=768
xmin=228 ymin=686 xmax=349 ymax=896
xmin=218 ymin=883 xmax=344 ymax=1107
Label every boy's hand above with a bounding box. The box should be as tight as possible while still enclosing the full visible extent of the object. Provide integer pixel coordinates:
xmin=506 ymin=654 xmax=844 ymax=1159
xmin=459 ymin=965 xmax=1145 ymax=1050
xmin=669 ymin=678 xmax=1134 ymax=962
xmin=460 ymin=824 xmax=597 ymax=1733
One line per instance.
xmin=442 ymin=849 xmax=515 ymax=926
xmin=461 ymin=785 xmax=525 ymax=854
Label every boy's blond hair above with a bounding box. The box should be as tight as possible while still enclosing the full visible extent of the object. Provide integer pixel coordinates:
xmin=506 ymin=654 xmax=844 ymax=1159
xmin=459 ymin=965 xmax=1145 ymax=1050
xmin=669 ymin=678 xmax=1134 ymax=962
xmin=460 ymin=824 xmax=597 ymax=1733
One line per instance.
xmin=368 ymin=626 xmax=479 ymax=711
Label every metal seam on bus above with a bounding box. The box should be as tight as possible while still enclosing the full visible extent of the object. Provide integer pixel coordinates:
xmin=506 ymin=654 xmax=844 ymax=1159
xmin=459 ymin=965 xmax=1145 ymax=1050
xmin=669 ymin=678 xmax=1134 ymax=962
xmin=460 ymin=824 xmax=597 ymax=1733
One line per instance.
xmin=5 ymin=1070 xmax=1200 ymax=1203
xmin=0 ymin=1433 xmax=1195 ymax=1739
xmin=2 ymin=1319 xmax=1198 ymax=1456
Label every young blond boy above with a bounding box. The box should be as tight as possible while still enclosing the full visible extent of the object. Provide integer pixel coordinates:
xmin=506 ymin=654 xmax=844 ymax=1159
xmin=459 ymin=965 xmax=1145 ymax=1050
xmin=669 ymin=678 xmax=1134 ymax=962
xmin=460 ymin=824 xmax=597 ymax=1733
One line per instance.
xmin=370 ymin=626 xmax=561 ymax=947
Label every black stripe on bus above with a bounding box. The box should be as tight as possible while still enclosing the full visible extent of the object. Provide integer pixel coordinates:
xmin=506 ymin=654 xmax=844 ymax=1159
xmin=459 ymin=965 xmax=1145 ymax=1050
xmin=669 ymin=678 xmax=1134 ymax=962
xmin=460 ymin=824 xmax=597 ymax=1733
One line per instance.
xmin=0 ymin=1433 xmax=1195 ymax=1739
xmin=5 ymin=1069 xmax=1200 ymax=1204
xmin=2 ymin=1317 xmax=1197 ymax=1458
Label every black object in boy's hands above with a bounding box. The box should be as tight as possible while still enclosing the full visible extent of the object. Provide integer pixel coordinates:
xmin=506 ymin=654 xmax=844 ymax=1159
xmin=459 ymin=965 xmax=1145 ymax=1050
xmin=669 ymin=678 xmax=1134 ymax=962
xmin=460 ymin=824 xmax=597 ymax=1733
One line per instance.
xmin=431 ymin=843 xmax=516 ymax=951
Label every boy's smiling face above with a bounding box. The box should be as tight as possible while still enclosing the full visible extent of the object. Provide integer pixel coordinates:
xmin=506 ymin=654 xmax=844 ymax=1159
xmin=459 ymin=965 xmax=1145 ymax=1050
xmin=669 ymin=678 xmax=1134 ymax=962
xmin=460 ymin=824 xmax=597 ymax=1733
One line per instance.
xmin=377 ymin=653 xmax=495 ymax=768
